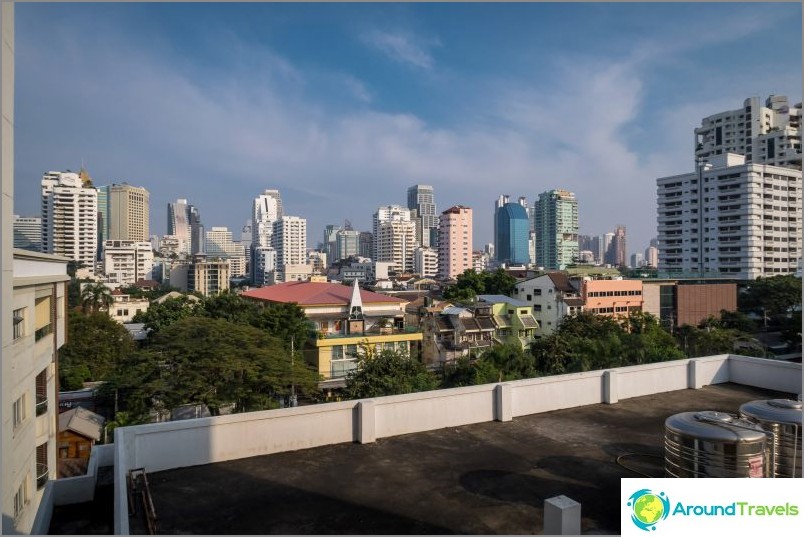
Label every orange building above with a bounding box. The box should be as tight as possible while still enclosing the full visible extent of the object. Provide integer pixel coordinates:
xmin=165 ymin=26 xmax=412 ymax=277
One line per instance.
xmin=581 ymin=278 xmax=643 ymax=317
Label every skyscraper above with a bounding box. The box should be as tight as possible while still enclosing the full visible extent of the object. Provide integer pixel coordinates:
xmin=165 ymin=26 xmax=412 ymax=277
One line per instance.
xmin=534 ymin=189 xmax=579 ymax=270
xmin=273 ymin=216 xmax=307 ymax=268
xmin=251 ymin=190 xmax=283 ymax=285
xmin=335 ymin=229 xmax=360 ymax=262
xmin=167 ymin=199 xmax=191 ymax=255
xmin=695 ymin=95 xmax=801 ymax=169
xmin=495 ymin=202 xmax=529 ymax=265
xmin=373 ymin=205 xmax=417 ymax=273
xmin=605 ymin=226 xmax=627 ymax=267
xmin=188 ymin=204 xmax=204 ymax=255
xmin=41 ymin=170 xmax=98 ymax=273
xmin=657 ymin=154 xmax=801 ymax=278
xmin=106 ymin=183 xmax=150 ymax=242
xmin=437 ymin=205 xmax=472 ymax=280
xmin=407 ymin=185 xmax=437 ymax=248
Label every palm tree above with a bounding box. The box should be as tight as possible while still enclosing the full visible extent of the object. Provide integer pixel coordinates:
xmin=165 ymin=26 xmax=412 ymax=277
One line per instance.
xmin=81 ymin=283 xmax=114 ymax=313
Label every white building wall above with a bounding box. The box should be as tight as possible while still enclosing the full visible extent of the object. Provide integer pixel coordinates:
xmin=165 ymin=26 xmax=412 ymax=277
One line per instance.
xmin=657 ymin=155 xmax=802 ymax=278
xmin=41 ymin=172 xmax=98 ymax=275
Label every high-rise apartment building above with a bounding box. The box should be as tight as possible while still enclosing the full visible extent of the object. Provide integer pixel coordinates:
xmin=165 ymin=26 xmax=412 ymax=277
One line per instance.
xmin=273 ymin=216 xmax=307 ymax=268
xmin=657 ymin=153 xmax=801 ymax=278
xmin=358 ymin=232 xmax=373 ymax=259
xmin=4 ymin=251 xmax=68 ymax=534
xmin=167 ymin=199 xmax=191 ymax=255
xmin=13 ymin=215 xmax=41 ymax=252
xmin=323 ymin=224 xmax=339 ymax=265
xmin=103 ymin=240 xmax=155 ymax=286
xmin=534 ymin=189 xmax=579 ymax=270
xmin=605 ymin=225 xmax=627 ymax=267
xmin=695 ymin=95 xmax=801 ymax=170
xmin=495 ymin=202 xmax=530 ymax=265
xmin=188 ymin=255 xmax=230 ymax=296
xmin=205 ymin=227 xmax=246 ymax=258
xmin=414 ymin=247 xmax=439 ymax=278
xmin=644 ymin=246 xmax=659 ymax=268
xmin=105 ymin=183 xmax=150 ymax=242
xmin=335 ymin=229 xmax=360 ymax=262
xmin=251 ymin=190 xmax=283 ymax=285
xmin=407 ymin=185 xmax=438 ymax=248
xmin=41 ymin=171 xmax=98 ymax=274
xmin=373 ymin=205 xmax=417 ymax=273
xmin=188 ymin=204 xmax=204 ymax=255
xmin=437 ymin=205 xmax=472 ymax=280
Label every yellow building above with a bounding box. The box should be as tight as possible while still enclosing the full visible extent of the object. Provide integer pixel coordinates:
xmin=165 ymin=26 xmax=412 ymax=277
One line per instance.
xmin=243 ymin=280 xmax=423 ymax=382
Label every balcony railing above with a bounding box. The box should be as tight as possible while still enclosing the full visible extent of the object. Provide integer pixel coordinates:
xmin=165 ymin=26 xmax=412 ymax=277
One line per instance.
xmin=36 ymin=464 xmax=49 ymax=489
xmin=315 ymin=325 xmax=421 ymax=340
xmin=35 ymin=394 xmax=48 ymax=416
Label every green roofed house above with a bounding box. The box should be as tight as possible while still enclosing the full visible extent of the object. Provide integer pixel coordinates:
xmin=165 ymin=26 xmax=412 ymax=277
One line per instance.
xmin=475 ymin=295 xmax=539 ymax=350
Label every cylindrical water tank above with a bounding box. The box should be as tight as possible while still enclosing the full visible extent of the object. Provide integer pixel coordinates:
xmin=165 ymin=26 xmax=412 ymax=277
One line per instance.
xmin=665 ymin=411 xmax=768 ymax=478
xmin=739 ymin=399 xmax=802 ymax=478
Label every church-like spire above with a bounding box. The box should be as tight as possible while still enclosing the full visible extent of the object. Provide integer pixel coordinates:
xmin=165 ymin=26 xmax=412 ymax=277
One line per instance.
xmin=348 ymin=278 xmax=363 ymax=320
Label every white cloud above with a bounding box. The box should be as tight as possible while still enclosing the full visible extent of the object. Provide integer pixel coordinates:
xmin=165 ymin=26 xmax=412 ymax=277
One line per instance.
xmin=361 ymin=30 xmax=440 ymax=69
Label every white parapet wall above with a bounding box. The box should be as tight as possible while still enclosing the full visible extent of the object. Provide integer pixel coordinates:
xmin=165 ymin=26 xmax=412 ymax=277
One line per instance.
xmin=111 ymin=355 xmax=801 ymax=534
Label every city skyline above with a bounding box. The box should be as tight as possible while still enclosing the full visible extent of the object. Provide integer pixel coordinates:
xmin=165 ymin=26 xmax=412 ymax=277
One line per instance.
xmin=12 ymin=3 xmax=802 ymax=257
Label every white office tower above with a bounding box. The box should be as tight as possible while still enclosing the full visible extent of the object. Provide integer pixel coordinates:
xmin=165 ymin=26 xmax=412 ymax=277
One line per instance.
xmin=657 ymin=153 xmax=801 ymax=279
xmin=407 ymin=185 xmax=438 ymax=247
xmin=373 ymin=205 xmax=417 ymax=273
xmin=251 ymin=190 xmax=283 ymax=285
xmin=167 ymin=199 xmax=191 ymax=255
xmin=13 ymin=215 xmax=41 ymax=252
xmin=335 ymin=228 xmax=361 ymax=262
xmin=695 ymin=95 xmax=801 ymax=169
xmin=103 ymin=240 xmax=154 ymax=286
xmin=41 ymin=171 xmax=98 ymax=274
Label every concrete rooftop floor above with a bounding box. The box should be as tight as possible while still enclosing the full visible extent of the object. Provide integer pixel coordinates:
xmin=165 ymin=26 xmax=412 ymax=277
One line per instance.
xmin=143 ymin=383 xmax=796 ymax=535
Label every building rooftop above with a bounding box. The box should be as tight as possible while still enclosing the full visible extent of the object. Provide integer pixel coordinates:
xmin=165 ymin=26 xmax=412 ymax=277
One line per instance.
xmin=242 ymin=281 xmax=405 ymax=306
xmin=58 ymin=407 xmax=106 ymax=441
xmin=476 ymin=294 xmax=530 ymax=308
xmin=143 ymin=383 xmax=791 ymax=535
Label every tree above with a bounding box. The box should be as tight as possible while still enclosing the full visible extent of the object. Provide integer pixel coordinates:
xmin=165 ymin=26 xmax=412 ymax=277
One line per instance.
xmin=440 ymin=357 xmax=500 ymax=388
xmin=252 ymin=302 xmax=311 ymax=351
xmin=718 ymin=310 xmax=757 ymax=333
xmin=477 ymin=343 xmax=537 ymax=381
xmin=80 ymin=283 xmax=114 ymax=313
xmin=739 ymin=275 xmax=802 ymax=325
xmin=59 ymin=311 xmax=134 ymax=390
xmin=484 ymin=268 xmax=517 ymax=296
xmin=345 ymin=347 xmax=438 ymax=399
xmin=133 ymin=294 xmax=202 ymax=334
xmin=106 ymin=317 xmax=321 ymax=420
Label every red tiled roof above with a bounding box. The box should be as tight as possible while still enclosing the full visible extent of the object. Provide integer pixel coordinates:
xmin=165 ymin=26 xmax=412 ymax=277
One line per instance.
xmin=242 ymin=281 xmax=405 ymax=306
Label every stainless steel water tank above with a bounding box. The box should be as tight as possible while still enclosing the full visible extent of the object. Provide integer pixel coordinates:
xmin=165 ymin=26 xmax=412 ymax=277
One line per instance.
xmin=739 ymin=399 xmax=802 ymax=478
xmin=665 ymin=411 xmax=768 ymax=478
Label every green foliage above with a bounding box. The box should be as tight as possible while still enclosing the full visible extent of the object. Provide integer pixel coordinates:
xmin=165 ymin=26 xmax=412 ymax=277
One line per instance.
xmin=119 ymin=282 xmax=178 ymax=301
xmin=440 ymin=357 xmax=500 ymax=388
xmin=345 ymin=347 xmax=438 ymax=399
xmin=530 ymin=311 xmax=684 ymax=375
xmin=442 ymin=268 xmax=517 ymax=302
xmin=477 ymin=343 xmax=537 ymax=381
xmin=59 ymin=311 xmax=134 ymax=389
xmin=676 ymin=324 xmax=765 ymax=358
xmin=106 ymin=317 xmax=321 ymax=419
xmin=779 ymin=311 xmax=802 ymax=350
xmin=133 ymin=295 xmax=202 ymax=334
xmin=80 ymin=283 xmax=114 ymax=313
xmin=739 ymin=276 xmax=802 ymax=321
xmin=717 ymin=310 xmax=757 ymax=333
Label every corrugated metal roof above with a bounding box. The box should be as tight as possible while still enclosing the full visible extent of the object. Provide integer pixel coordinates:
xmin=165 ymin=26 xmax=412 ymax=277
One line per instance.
xmin=519 ymin=316 xmax=538 ymax=328
xmin=243 ymin=282 xmax=405 ymax=306
xmin=493 ymin=315 xmax=512 ymax=328
xmin=476 ymin=294 xmax=530 ymax=308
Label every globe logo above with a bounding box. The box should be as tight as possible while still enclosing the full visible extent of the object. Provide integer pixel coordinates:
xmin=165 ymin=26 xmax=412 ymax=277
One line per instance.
xmin=627 ymin=489 xmax=670 ymax=531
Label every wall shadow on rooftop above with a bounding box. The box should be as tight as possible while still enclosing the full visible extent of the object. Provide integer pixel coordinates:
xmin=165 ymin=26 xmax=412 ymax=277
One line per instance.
xmin=459 ymin=467 xmax=622 ymax=534
xmin=146 ymin=462 xmax=456 ymax=535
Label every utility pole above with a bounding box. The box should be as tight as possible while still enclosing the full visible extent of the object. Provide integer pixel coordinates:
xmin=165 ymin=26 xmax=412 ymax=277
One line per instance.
xmin=290 ymin=337 xmax=297 ymax=407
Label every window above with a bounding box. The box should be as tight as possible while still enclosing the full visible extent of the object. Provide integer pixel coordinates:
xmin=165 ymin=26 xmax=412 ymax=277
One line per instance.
xmin=13 ymin=308 xmax=25 ymax=340
xmin=14 ymin=479 xmax=28 ymax=519
xmin=34 ymin=295 xmax=53 ymax=341
xmin=13 ymin=394 xmax=27 ymax=428
xmin=534 ymin=289 xmax=542 ymax=296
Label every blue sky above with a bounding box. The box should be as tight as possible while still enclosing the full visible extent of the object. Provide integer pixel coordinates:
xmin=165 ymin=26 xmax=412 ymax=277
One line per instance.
xmin=13 ymin=2 xmax=802 ymax=257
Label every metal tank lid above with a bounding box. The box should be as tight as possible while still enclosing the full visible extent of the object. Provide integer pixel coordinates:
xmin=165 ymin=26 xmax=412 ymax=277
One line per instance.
xmin=740 ymin=399 xmax=803 ymax=425
xmin=665 ymin=411 xmax=768 ymax=443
